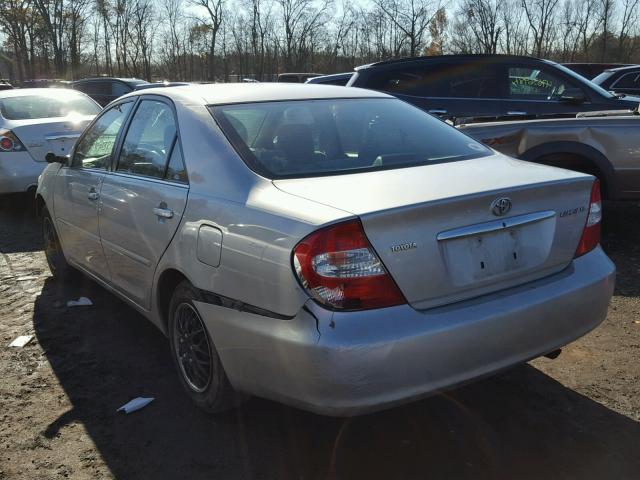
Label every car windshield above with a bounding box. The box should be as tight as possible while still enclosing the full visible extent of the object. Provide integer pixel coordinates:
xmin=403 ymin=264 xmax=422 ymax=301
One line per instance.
xmin=553 ymin=63 xmax=617 ymax=98
xmin=0 ymin=92 xmax=100 ymax=120
xmin=211 ymin=98 xmax=491 ymax=179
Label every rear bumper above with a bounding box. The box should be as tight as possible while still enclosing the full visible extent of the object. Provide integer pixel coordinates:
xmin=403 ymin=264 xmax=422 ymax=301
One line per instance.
xmin=197 ymin=246 xmax=615 ymax=416
xmin=0 ymin=152 xmax=44 ymax=194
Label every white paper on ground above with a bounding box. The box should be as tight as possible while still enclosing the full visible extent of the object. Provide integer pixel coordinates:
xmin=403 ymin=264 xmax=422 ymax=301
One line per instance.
xmin=9 ymin=335 xmax=33 ymax=348
xmin=117 ymin=397 xmax=155 ymax=414
xmin=67 ymin=297 xmax=93 ymax=307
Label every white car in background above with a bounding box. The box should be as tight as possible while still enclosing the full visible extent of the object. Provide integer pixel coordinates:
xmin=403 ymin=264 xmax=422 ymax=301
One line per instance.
xmin=0 ymin=88 xmax=100 ymax=194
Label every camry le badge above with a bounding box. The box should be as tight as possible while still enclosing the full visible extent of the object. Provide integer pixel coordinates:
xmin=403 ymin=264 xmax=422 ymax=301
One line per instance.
xmin=491 ymin=197 xmax=512 ymax=216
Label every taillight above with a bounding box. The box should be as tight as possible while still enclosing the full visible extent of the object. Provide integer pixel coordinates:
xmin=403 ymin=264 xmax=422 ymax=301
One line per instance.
xmin=575 ymin=179 xmax=602 ymax=257
xmin=293 ymin=219 xmax=406 ymax=310
xmin=0 ymin=129 xmax=26 ymax=152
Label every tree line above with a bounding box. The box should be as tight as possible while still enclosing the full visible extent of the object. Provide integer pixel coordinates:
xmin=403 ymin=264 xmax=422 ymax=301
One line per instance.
xmin=0 ymin=0 xmax=638 ymax=83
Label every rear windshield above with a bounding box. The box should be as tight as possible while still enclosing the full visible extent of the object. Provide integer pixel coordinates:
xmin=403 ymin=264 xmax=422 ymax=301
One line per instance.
xmin=0 ymin=92 xmax=100 ymax=120
xmin=211 ymin=98 xmax=491 ymax=179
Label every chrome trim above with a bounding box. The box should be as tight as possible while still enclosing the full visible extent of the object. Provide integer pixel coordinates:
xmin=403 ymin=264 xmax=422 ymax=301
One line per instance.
xmin=153 ymin=207 xmax=174 ymax=219
xmin=437 ymin=210 xmax=556 ymax=241
xmin=45 ymin=133 xmax=81 ymax=141
xmin=108 ymin=171 xmax=190 ymax=188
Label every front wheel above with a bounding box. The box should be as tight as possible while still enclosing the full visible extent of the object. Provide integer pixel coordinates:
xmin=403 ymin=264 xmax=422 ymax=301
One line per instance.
xmin=42 ymin=208 xmax=76 ymax=281
xmin=168 ymin=281 xmax=244 ymax=413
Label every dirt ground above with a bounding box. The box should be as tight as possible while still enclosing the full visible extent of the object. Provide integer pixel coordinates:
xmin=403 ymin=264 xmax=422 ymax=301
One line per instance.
xmin=0 ymin=194 xmax=639 ymax=480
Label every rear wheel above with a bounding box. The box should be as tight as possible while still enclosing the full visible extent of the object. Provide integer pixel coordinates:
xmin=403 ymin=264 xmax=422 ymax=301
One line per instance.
xmin=168 ymin=281 xmax=243 ymax=413
xmin=42 ymin=208 xmax=76 ymax=281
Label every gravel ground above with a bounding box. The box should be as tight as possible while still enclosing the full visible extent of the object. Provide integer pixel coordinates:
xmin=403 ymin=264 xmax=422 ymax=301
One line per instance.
xmin=0 ymin=194 xmax=639 ymax=480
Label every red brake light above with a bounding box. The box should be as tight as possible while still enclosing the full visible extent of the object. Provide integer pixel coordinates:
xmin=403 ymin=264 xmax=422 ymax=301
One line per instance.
xmin=575 ymin=179 xmax=602 ymax=257
xmin=0 ymin=137 xmax=13 ymax=151
xmin=293 ymin=219 xmax=406 ymax=310
xmin=0 ymin=129 xmax=25 ymax=152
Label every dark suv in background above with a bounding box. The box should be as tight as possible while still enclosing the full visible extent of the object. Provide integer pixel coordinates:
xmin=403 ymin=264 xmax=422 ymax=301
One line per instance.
xmin=347 ymin=55 xmax=640 ymax=121
xmin=592 ymin=65 xmax=640 ymax=96
xmin=71 ymin=77 xmax=148 ymax=106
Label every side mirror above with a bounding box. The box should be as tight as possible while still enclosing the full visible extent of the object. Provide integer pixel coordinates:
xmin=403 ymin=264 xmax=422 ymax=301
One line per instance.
xmin=45 ymin=152 xmax=69 ymax=164
xmin=560 ymin=88 xmax=586 ymax=104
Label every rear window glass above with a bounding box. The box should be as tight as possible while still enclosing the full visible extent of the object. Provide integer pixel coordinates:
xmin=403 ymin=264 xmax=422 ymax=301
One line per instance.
xmin=0 ymin=92 xmax=100 ymax=120
xmin=211 ymin=98 xmax=491 ymax=179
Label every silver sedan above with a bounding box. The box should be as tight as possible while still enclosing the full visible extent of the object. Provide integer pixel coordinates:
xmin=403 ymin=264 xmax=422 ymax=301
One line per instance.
xmin=36 ymin=84 xmax=615 ymax=416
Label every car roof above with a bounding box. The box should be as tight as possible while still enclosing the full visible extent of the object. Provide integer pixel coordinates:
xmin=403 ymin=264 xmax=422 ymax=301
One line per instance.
xmin=127 ymin=82 xmax=391 ymax=105
xmin=73 ymin=77 xmax=147 ymax=85
xmin=0 ymin=87 xmax=88 ymax=99
xmin=603 ymin=64 xmax=640 ymax=74
xmin=355 ymin=54 xmax=555 ymax=70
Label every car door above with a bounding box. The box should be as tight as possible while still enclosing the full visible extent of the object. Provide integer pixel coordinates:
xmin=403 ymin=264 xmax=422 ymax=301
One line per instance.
xmin=500 ymin=64 xmax=590 ymax=119
xmin=53 ymin=101 xmax=134 ymax=281
xmin=98 ymin=97 xmax=188 ymax=309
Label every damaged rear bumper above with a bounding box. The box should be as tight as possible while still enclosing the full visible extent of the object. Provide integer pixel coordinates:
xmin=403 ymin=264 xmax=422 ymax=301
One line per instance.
xmin=196 ymin=246 xmax=615 ymax=416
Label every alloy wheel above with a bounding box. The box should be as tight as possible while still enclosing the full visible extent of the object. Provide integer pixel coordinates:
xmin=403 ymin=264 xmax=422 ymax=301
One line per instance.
xmin=172 ymin=303 xmax=213 ymax=393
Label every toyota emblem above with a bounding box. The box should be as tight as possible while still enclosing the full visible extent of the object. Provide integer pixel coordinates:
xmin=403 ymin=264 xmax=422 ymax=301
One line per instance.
xmin=491 ymin=197 xmax=512 ymax=216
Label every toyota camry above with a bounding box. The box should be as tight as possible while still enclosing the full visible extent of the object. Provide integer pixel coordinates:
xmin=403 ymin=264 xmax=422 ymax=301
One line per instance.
xmin=35 ymin=84 xmax=615 ymax=416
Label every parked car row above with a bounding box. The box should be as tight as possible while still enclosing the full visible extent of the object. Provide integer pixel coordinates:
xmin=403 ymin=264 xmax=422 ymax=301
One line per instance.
xmin=0 ymin=54 xmax=632 ymax=417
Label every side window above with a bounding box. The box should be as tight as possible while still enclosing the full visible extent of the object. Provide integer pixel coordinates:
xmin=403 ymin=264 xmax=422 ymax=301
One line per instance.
xmin=165 ymin=143 xmax=188 ymax=183
xmin=116 ymin=100 xmax=176 ymax=179
xmin=72 ymin=102 xmax=133 ymax=169
xmin=448 ymin=67 xmax=498 ymax=98
xmin=77 ymin=81 xmax=110 ymax=95
xmin=369 ymin=65 xmax=448 ymax=97
xmin=613 ymin=72 xmax=640 ymax=89
xmin=508 ymin=67 xmax=579 ymax=100
xmin=111 ymin=82 xmax=131 ymax=97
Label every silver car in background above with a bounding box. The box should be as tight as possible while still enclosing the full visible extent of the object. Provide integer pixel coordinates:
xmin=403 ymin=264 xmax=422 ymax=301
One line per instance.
xmin=0 ymin=88 xmax=100 ymax=194
xmin=36 ymin=84 xmax=615 ymax=416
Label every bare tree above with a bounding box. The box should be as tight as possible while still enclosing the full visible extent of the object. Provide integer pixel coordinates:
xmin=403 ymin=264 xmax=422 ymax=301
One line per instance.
xmin=33 ymin=0 xmax=66 ymax=74
xmin=521 ymin=0 xmax=560 ymax=57
xmin=373 ymin=0 xmax=440 ymax=57
xmin=454 ymin=0 xmax=503 ymax=54
xmin=617 ymin=0 xmax=639 ymax=59
xmin=190 ymin=0 xmax=225 ymax=80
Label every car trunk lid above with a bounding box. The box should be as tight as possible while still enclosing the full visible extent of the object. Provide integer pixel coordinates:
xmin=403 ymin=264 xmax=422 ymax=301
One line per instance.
xmin=10 ymin=116 xmax=94 ymax=162
xmin=275 ymin=154 xmax=595 ymax=309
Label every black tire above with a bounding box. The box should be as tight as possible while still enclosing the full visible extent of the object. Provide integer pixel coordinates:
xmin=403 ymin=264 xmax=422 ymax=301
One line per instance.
xmin=168 ymin=281 xmax=243 ymax=413
xmin=42 ymin=208 xmax=77 ymax=281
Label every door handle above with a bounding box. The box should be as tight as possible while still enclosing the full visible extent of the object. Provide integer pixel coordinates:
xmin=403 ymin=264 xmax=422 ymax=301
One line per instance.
xmin=428 ymin=109 xmax=448 ymax=115
xmin=87 ymin=188 xmax=99 ymax=201
xmin=507 ymin=111 xmax=528 ymax=116
xmin=153 ymin=204 xmax=174 ymax=219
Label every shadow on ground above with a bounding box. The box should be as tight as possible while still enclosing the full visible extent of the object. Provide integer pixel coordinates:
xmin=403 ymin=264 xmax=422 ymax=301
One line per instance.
xmin=0 ymin=193 xmax=41 ymax=253
xmin=33 ymin=275 xmax=640 ymax=480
